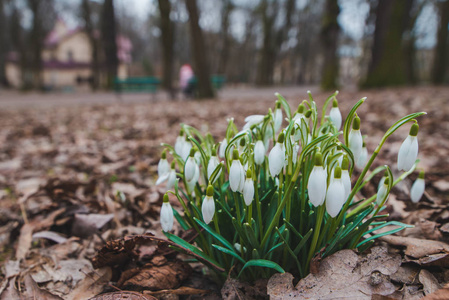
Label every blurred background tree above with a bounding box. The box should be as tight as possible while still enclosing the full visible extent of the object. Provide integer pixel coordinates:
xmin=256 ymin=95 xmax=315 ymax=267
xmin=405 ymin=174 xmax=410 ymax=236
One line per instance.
xmin=0 ymin=0 xmax=446 ymax=94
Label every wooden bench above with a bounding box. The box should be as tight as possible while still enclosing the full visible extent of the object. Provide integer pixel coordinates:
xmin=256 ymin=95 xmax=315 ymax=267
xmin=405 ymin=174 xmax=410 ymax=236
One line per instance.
xmin=114 ymin=77 xmax=161 ymax=99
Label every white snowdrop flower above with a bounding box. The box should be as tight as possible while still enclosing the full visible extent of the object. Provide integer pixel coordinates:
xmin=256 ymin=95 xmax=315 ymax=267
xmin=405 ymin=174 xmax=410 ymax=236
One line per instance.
xmin=207 ymin=149 xmax=221 ymax=181
xmin=398 ymin=123 xmax=419 ymax=172
xmin=273 ymin=101 xmax=283 ymax=132
xmin=243 ymin=115 xmax=265 ymax=130
xmin=158 ymin=150 xmax=170 ymax=178
xmin=186 ymin=162 xmax=200 ymax=194
xmin=238 ymin=138 xmax=247 ymax=154
xmin=411 ymin=171 xmax=425 ymax=203
xmin=184 ymin=149 xmax=197 ymax=182
xmin=174 ymin=130 xmax=185 ymax=155
xmin=243 ymin=169 xmax=255 ymax=206
xmin=329 ymin=99 xmax=342 ymax=130
xmin=292 ymin=143 xmax=300 ymax=164
xmin=348 ymin=116 xmax=363 ymax=161
xmin=254 ymin=140 xmax=266 ymax=165
xmin=160 ymin=194 xmax=174 ymax=232
xmin=307 ymin=152 xmax=327 ymax=207
xmin=181 ymin=137 xmax=192 ymax=161
xmin=194 ymin=151 xmax=201 ymax=165
xmin=326 ymin=167 xmax=346 ymax=218
xmin=157 ymin=161 xmax=177 ymax=190
xmin=293 ymin=103 xmax=305 ymax=123
xmin=202 ymin=185 xmax=215 ymax=224
xmin=264 ymin=126 xmax=273 ymax=150
xmin=378 ymin=171 xmax=388 ymax=190
xmin=268 ymin=133 xmax=285 ymax=177
xmin=376 ymin=177 xmax=390 ymax=206
xmin=341 ymin=156 xmax=351 ymax=201
xmin=356 ymin=142 xmax=368 ymax=169
xmin=229 ymin=150 xmax=245 ymax=192
xmin=219 ymin=138 xmax=228 ymax=158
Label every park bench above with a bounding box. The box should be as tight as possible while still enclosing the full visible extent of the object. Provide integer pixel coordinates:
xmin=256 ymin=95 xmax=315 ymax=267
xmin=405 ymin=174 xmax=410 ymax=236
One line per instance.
xmin=114 ymin=77 xmax=161 ymax=99
xmin=188 ymin=75 xmax=226 ymax=90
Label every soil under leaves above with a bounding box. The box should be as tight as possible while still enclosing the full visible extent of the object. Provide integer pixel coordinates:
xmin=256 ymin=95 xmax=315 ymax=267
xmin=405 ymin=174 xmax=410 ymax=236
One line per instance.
xmin=0 ymin=86 xmax=448 ymax=299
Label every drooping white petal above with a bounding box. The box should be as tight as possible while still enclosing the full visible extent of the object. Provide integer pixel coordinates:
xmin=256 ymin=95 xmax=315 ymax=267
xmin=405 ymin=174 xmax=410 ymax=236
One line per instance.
xmin=156 ymin=172 xmax=170 ymax=185
xmin=376 ymin=183 xmax=389 ymax=206
xmin=307 ymin=166 xmax=327 ymax=207
xmin=274 ymin=108 xmax=283 ymax=132
xmin=410 ymin=178 xmax=425 ymax=203
xmin=184 ymin=157 xmax=197 ymax=182
xmin=264 ymin=126 xmax=273 ymax=150
xmin=158 ymin=159 xmax=170 ymax=177
xmin=186 ymin=164 xmax=200 ymax=193
xmin=341 ymin=170 xmax=351 ymax=201
xmin=254 ymin=140 xmax=266 ymax=165
xmin=398 ymin=135 xmax=418 ymax=172
xmin=348 ymin=129 xmax=363 ymax=161
xmin=356 ymin=146 xmax=368 ymax=169
xmin=243 ymin=115 xmax=265 ymax=130
xmin=292 ymin=143 xmax=300 ymax=164
xmin=181 ymin=141 xmax=192 ymax=161
xmin=207 ymin=156 xmax=221 ymax=180
xmin=329 ymin=107 xmax=342 ymax=130
xmin=175 ymin=136 xmax=184 ymax=155
xmin=166 ymin=170 xmax=176 ymax=190
xmin=243 ymin=178 xmax=255 ymax=206
xmin=160 ymin=202 xmax=174 ymax=232
xmin=201 ymin=195 xmax=215 ymax=224
xmin=219 ymin=138 xmax=228 ymax=158
xmin=229 ymin=160 xmax=244 ymax=192
xmin=325 ymin=178 xmax=345 ymax=218
xmin=268 ymin=143 xmax=285 ymax=177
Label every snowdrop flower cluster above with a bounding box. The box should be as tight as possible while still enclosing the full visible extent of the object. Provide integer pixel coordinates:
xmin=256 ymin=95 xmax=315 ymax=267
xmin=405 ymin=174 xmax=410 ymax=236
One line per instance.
xmin=155 ymin=92 xmax=426 ymax=282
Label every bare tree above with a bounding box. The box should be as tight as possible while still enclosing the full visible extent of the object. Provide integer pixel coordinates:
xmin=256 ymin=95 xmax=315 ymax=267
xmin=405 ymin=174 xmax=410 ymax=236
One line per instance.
xmin=0 ymin=0 xmax=8 ymax=87
xmin=362 ymin=0 xmax=415 ymax=87
xmin=320 ymin=0 xmax=340 ymax=90
xmin=185 ymin=0 xmax=215 ymax=99
xmin=217 ymin=0 xmax=234 ymax=75
xmin=158 ymin=0 xmax=176 ymax=99
xmin=432 ymin=0 xmax=449 ymax=84
xmin=101 ymin=0 xmax=118 ymax=88
xmin=81 ymin=0 xmax=100 ymax=90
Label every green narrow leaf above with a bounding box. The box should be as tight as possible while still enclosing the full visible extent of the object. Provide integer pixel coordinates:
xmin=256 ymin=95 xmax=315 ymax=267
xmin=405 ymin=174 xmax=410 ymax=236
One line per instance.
xmin=237 ymin=259 xmax=285 ymax=278
xmin=275 ymin=93 xmax=292 ymax=120
xmin=194 ymin=217 xmax=236 ymax=252
xmin=293 ymin=228 xmax=313 ymax=255
xmin=173 ymin=209 xmax=189 ymax=230
xmin=212 ymin=244 xmax=246 ymax=264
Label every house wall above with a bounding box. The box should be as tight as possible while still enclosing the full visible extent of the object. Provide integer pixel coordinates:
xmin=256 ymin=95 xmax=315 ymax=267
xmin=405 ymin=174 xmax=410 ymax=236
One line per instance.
xmin=5 ymin=63 xmax=21 ymax=88
xmin=43 ymin=68 xmax=92 ymax=88
xmin=44 ymin=33 xmax=93 ymax=63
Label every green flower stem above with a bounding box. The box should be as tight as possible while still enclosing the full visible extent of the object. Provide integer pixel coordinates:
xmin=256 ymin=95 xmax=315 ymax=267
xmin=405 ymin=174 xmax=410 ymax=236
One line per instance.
xmin=346 ymin=195 xmax=376 ymax=219
xmin=234 ymin=192 xmax=242 ymax=224
xmin=306 ymin=204 xmax=325 ymax=271
xmin=255 ymin=165 xmax=263 ymax=240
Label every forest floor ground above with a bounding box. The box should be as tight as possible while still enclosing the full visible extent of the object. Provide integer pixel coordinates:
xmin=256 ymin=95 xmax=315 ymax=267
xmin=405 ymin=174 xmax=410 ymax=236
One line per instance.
xmin=0 ymin=86 xmax=448 ymax=299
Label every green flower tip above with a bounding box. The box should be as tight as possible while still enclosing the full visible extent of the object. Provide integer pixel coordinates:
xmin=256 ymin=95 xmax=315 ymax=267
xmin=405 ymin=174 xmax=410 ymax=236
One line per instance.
xmin=352 ymin=116 xmax=361 ymax=130
xmin=212 ymin=148 xmax=217 ymax=156
xmin=170 ymin=161 xmax=176 ymax=169
xmin=206 ymin=185 xmax=214 ymax=197
xmin=232 ymin=149 xmax=240 ymax=160
xmin=314 ymin=152 xmax=323 ymax=166
xmin=342 ymin=156 xmax=349 ymax=170
xmin=275 ymin=101 xmax=281 ymax=109
xmin=246 ymin=169 xmax=252 ymax=178
xmin=179 ymin=129 xmax=184 ymax=136
xmin=163 ymin=193 xmax=169 ymax=203
xmin=297 ymin=104 xmax=305 ymax=114
xmin=161 ymin=150 xmax=167 ymax=159
xmin=362 ymin=141 xmax=366 ymax=147
xmin=305 ymin=110 xmax=312 ymax=118
xmin=334 ymin=166 xmax=342 ymax=179
xmin=189 ymin=148 xmax=195 ymax=157
xmin=384 ymin=177 xmax=390 ymax=185
xmin=418 ymin=170 xmax=425 ymax=179
xmin=240 ymin=138 xmax=246 ymax=147
xmin=332 ymin=99 xmax=338 ymax=108
xmin=291 ymin=127 xmax=296 ymax=135
xmin=410 ymin=123 xmax=419 ymax=137
xmin=277 ymin=132 xmax=285 ymax=143
xmin=383 ymin=171 xmax=389 ymax=177
xmin=337 ymin=145 xmax=342 ymax=151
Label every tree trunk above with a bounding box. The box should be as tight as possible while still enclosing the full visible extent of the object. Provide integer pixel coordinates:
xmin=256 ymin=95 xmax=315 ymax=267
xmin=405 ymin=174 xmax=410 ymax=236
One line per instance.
xmin=320 ymin=0 xmax=340 ymax=90
xmin=256 ymin=0 xmax=276 ymax=86
xmin=217 ymin=0 xmax=233 ymax=75
xmin=0 ymin=0 xmax=8 ymax=87
xmin=157 ymin=0 xmax=175 ymax=99
xmin=185 ymin=0 xmax=215 ymax=99
xmin=82 ymin=0 xmax=100 ymax=90
xmin=10 ymin=7 xmax=27 ymax=88
xmin=28 ymin=0 xmax=44 ymax=89
xmin=362 ymin=0 xmax=414 ymax=88
xmin=101 ymin=0 xmax=118 ymax=89
xmin=432 ymin=0 xmax=449 ymax=85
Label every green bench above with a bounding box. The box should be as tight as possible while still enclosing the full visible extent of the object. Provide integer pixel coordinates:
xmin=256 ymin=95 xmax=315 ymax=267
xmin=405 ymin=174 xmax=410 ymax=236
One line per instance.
xmin=114 ymin=77 xmax=161 ymax=99
xmin=188 ymin=75 xmax=226 ymax=91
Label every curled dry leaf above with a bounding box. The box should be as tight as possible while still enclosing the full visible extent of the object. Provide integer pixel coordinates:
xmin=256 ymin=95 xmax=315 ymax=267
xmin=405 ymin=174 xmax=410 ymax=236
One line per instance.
xmin=89 ymin=291 xmax=155 ymax=300
xmin=267 ymin=246 xmax=401 ymax=299
xmin=422 ymin=282 xmax=449 ymax=300
xmin=380 ymin=235 xmax=449 ymax=258
xmin=419 ymin=269 xmax=442 ymax=296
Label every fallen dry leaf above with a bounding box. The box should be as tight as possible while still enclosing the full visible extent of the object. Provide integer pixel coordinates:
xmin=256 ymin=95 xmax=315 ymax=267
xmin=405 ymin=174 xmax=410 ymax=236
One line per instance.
xmin=422 ymin=282 xmax=449 ymax=300
xmin=419 ymin=269 xmax=442 ymax=296
xmin=65 ymin=267 xmax=112 ymax=300
xmin=380 ymin=235 xmax=449 ymax=258
xmin=267 ymin=246 xmax=401 ymax=299
xmin=24 ymin=274 xmax=63 ymax=300
xmin=89 ymin=291 xmax=154 ymax=300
